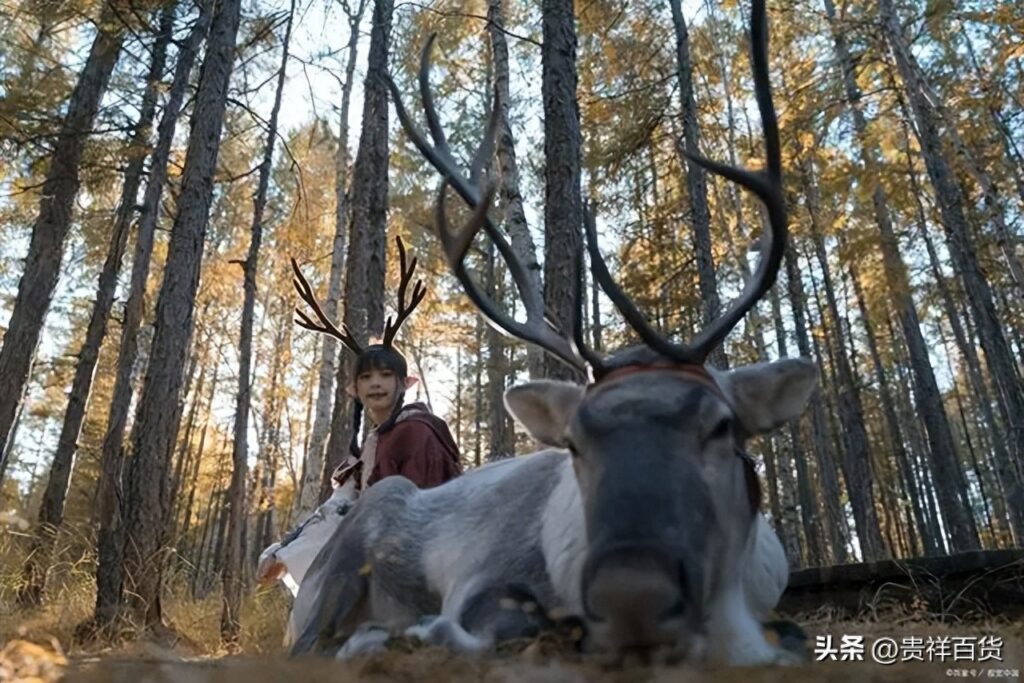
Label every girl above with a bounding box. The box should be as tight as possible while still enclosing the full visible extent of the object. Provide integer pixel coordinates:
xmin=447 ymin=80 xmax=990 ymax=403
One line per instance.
xmin=258 ymin=237 xmax=460 ymax=594
xmin=337 ymin=343 xmax=461 ymax=492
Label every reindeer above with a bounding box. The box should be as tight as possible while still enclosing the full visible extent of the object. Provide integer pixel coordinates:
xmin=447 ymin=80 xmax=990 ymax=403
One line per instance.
xmin=289 ymin=0 xmax=812 ymax=663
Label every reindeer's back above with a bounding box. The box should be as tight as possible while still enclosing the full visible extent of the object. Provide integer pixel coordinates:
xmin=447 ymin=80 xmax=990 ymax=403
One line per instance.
xmin=379 ymin=450 xmax=570 ymax=611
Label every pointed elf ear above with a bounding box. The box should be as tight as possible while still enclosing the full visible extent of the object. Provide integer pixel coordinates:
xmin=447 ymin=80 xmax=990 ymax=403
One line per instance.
xmin=345 ymin=383 xmax=357 ymax=397
xmin=404 ymin=376 xmax=419 ymax=390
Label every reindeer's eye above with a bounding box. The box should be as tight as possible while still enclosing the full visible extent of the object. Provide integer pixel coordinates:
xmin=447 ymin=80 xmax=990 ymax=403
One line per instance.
xmin=707 ymin=418 xmax=733 ymax=442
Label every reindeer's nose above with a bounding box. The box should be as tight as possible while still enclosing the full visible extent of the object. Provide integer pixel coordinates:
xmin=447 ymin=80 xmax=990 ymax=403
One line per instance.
xmin=582 ymin=546 xmax=689 ymax=649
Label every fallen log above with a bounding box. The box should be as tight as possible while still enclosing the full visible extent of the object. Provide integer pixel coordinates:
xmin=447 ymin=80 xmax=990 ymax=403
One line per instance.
xmin=780 ymin=549 xmax=1024 ymax=619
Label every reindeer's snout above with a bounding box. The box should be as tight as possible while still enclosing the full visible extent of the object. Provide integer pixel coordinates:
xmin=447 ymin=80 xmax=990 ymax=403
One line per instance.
xmin=582 ymin=545 xmax=695 ymax=650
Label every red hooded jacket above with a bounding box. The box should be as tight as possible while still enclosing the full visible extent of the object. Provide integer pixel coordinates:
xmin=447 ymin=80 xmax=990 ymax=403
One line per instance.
xmin=365 ymin=402 xmax=462 ymax=489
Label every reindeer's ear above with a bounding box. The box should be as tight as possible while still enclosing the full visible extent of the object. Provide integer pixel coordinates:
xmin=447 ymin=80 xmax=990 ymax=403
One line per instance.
xmin=504 ymin=380 xmax=585 ymax=448
xmin=719 ymin=358 xmax=818 ymax=435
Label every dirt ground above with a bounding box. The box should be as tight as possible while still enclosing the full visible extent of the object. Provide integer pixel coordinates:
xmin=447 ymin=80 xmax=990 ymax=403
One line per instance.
xmin=3 ymin=613 xmax=1021 ymax=683
xmin=54 ymin=653 xmax=1024 ymax=683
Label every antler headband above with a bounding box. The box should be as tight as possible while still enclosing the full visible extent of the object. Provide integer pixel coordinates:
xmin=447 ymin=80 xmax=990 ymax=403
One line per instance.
xmin=291 ymin=235 xmax=427 ymax=355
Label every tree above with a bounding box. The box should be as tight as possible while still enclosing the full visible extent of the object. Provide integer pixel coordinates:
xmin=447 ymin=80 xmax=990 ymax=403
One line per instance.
xmin=295 ymin=0 xmax=369 ymax=519
xmin=0 ymin=0 xmax=128 ymax=481
xmin=320 ymin=0 xmax=394 ymax=498
xmin=487 ymin=0 xmax=544 ymax=380
xmin=822 ymin=0 xmax=979 ymax=552
xmin=91 ymin=0 xmax=212 ymax=631
xmin=118 ymin=0 xmax=243 ymax=630
xmin=784 ymin=244 xmax=847 ymax=564
xmin=878 ymin=0 xmax=1024 ymax=545
xmin=18 ymin=2 xmax=177 ymax=608
xmin=668 ymin=0 xmax=724 ymax=368
xmin=541 ymin=0 xmax=585 ymax=383
xmin=221 ymin=0 xmax=294 ymax=644
xmin=800 ymin=147 xmax=888 ymax=562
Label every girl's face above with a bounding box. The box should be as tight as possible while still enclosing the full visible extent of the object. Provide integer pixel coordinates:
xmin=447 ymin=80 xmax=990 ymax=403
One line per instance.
xmin=355 ymin=366 xmax=400 ymax=420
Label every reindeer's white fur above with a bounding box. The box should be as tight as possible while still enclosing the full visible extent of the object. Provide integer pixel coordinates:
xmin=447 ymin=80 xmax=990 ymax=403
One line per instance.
xmin=420 ymin=458 xmax=529 ymax=621
xmin=539 ymin=458 xmax=588 ymax=616
xmin=703 ymin=514 xmax=795 ymax=665
xmin=744 ymin=515 xmax=789 ymax=619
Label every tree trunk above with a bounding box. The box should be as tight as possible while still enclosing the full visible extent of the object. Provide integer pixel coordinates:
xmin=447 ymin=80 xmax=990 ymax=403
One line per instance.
xmin=487 ymin=0 xmax=543 ymax=379
xmin=800 ymin=151 xmax=887 ymax=561
xmin=541 ymin=0 xmax=585 ymax=383
xmin=770 ymin=282 xmax=806 ymax=565
xmin=887 ymin=313 xmax=948 ymax=554
xmin=120 ymin=0 xmax=243 ymax=630
xmin=474 ymin=316 xmax=484 ymax=468
xmin=900 ymin=130 xmax=1017 ymax=546
xmin=822 ymin=0 xmax=979 ymax=552
xmin=485 ymin=241 xmax=513 ymax=461
xmin=801 ymin=249 xmax=852 ymax=563
xmin=191 ymin=433 xmax=227 ymax=598
xmin=222 ymin=0 xmax=293 ymax=644
xmin=17 ymin=3 xmax=175 ymax=607
xmin=880 ymin=52 xmax=1024 ymax=544
xmin=0 ymin=0 xmax=126 ymax=476
xmin=846 ymin=257 xmax=939 ymax=555
xmin=782 ymin=245 xmax=831 ymax=565
xmin=252 ymin=302 xmax=289 ymax=565
xmin=878 ymin=0 xmax=1024 ymax=544
xmin=92 ymin=2 xmax=210 ymax=631
xmin=320 ymin=0 xmax=394 ymax=499
xmin=178 ymin=420 xmax=208 ymax=553
xmin=178 ymin=362 xmax=218 ymax=558
xmin=295 ymin=0 xmax=368 ymax=519
xmin=455 ymin=346 xmax=463 ymax=450
xmin=191 ymin=491 xmax=216 ymax=598
xmin=938 ymin=326 xmax=999 ymax=545
xmin=668 ymin=0 xmax=724 ymax=369
xmin=0 ymin=400 xmax=25 ymax=484
xmin=209 ymin=489 xmax=230 ymax=596
xmin=168 ymin=356 xmax=205 ymax=527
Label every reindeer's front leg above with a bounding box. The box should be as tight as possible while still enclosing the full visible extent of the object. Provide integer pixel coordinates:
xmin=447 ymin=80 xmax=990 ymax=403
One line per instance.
xmin=705 ymin=581 xmax=787 ymax=665
xmin=703 ymin=514 xmax=804 ymax=666
xmin=405 ymin=582 xmax=583 ymax=653
xmin=290 ymin=480 xmax=419 ymax=657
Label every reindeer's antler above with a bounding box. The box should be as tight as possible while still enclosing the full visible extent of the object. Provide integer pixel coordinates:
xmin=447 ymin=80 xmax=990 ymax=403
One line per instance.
xmin=387 ymin=36 xmax=600 ymax=377
xmin=585 ymin=0 xmax=786 ymax=364
xmin=382 ymin=236 xmax=427 ymax=346
xmin=291 ymin=257 xmax=364 ymax=355
xmin=392 ymin=0 xmax=783 ymax=372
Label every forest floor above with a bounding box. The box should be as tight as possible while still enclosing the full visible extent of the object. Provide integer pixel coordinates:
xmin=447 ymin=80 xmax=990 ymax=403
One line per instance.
xmin=2 ymin=534 xmax=1022 ymax=682
xmin=2 ymin=587 xmax=1021 ymax=682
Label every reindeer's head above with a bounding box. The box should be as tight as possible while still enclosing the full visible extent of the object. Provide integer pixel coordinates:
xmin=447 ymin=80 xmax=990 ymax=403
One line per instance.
xmin=390 ymin=0 xmax=814 ymax=655
xmin=505 ymin=353 xmax=815 ymax=652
